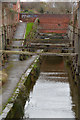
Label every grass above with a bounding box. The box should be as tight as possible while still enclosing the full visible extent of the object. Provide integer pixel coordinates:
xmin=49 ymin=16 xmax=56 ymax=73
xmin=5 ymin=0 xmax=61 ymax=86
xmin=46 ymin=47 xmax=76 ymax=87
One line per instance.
xmin=21 ymin=9 xmax=34 ymax=14
xmin=25 ymin=22 xmax=34 ymax=39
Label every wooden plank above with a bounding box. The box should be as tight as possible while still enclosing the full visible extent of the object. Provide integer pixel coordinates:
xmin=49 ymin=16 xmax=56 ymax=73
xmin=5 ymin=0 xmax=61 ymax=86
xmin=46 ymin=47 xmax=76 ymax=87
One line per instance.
xmin=38 ymin=28 xmax=68 ymax=30
xmin=30 ymin=43 xmax=70 ymax=46
xmin=6 ymin=46 xmax=73 ymax=51
xmin=11 ymin=39 xmax=24 ymax=41
xmin=28 ymin=39 xmax=70 ymax=43
xmin=0 ymin=50 xmax=77 ymax=56
xmin=7 ymin=43 xmax=70 ymax=47
xmin=0 ymin=50 xmax=35 ymax=55
xmin=40 ymin=53 xmax=77 ymax=56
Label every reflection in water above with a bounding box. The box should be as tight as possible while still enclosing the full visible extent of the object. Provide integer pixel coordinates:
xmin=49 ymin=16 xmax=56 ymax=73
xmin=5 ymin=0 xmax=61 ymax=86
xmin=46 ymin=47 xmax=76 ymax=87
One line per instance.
xmin=23 ymin=56 xmax=76 ymax=118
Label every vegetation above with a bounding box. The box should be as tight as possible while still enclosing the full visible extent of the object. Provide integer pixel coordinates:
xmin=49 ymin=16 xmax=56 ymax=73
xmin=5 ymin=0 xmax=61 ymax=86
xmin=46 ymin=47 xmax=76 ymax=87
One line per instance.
xmin=39 ymin=7 xmax=44 ymax=13
xmin=21 ymin=2 xmax=73 ymax=14
xmin=21 ymin=9 xmax=34 ymax=14
xmin=25 ymin=22 xmax=34 ymax=39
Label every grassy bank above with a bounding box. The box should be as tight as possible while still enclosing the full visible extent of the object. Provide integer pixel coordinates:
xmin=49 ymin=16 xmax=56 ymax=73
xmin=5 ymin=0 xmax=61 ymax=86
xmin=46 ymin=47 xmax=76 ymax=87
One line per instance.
xmin=25 ymin=22 xmax=34 ymax=39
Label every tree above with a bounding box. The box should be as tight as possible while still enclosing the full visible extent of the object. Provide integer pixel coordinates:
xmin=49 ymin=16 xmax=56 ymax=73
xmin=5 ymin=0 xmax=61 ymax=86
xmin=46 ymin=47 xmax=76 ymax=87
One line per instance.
xmin=39 ymin=7 xmax=44 ymax=13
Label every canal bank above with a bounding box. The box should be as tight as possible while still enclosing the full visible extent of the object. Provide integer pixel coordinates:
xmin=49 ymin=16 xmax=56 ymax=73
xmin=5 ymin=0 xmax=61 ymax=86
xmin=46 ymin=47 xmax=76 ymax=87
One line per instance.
xmin=0 ymin=55 xmax=40 ymax=119
xmin=0 ymin=21 xmax=35 ymax=113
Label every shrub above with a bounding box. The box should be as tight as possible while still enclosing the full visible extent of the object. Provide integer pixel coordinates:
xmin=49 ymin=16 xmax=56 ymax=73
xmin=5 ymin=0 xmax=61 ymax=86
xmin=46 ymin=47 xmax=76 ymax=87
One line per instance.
xmin=25 ymin=22 xmax=34 ymax=39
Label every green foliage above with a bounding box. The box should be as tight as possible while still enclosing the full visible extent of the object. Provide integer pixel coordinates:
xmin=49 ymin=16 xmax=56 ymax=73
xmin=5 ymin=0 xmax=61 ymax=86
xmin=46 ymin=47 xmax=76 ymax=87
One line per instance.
xmin=39 ymin=7 xmax=44 ymax=13
xmin=25 ymin=23 xmax=34 ymax=39
xmin=33 ymin=63 xmax=37 ymax=68
xmin=21 ymin=9 xmax=34 ymax=14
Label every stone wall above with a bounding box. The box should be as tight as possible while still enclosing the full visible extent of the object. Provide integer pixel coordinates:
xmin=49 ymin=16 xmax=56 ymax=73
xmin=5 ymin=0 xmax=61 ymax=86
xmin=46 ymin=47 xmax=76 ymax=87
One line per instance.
xmin=0 ymin=3 xmax=19 ymax=65
xmin=67 ymin=7 xmax=79 ymax=84
xmin=0 ymin=3 xmax=19 ymax=50
xmin=0 ymin=55 xmax=40 ymax=119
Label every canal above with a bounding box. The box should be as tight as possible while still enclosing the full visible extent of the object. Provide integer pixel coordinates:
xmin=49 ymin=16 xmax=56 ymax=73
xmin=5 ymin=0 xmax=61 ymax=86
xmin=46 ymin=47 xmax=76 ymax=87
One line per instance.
xmin=22 ymin=56 xmax=77 ymax=119
xmin=1 ymin=23 xmax=78 ymax=119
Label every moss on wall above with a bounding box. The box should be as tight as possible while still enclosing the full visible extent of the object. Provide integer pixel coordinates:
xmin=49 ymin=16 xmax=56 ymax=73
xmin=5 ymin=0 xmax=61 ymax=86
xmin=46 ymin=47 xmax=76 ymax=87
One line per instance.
xmin=5 ymin=56 xmax=41 ymax=119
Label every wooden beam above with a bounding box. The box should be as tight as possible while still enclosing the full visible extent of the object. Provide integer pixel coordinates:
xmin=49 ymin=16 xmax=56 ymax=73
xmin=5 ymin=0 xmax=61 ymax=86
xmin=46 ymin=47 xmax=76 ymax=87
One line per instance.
xmin=0 ymin=50 xmax=77 ymax=56
xmin=30 ymin=43 xmax=70 ymax=46
xmin=7 ymin=43 xmax=70 ymax=47
xmin=11 ymin=39 xmax=24 ymax=41
xmin=6 ymin=46 xmax=73 ymax=51
xmin=40 ymin=53 xmax=77 ymax=56
xmin=28 ymin=39 xmax=70 ymax=43
xmin=38 ymin=28 xmax=68 ymax=30
xmin=78 ymin=2 xmax=80 ymax=71
xmin=0 ymin=50 xmax=35 ymax=55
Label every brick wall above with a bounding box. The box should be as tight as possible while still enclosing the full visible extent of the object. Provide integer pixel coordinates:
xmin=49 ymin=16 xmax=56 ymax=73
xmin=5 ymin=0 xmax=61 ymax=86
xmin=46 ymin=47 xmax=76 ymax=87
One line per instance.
xmin=38 ymin=14 xmax=71 ymax=33
xmin=20 ymin=13 xmax=71 ymax=34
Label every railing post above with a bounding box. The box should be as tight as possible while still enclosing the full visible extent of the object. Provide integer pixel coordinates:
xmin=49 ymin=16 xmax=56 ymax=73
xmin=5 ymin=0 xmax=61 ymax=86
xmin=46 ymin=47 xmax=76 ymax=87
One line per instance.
xmin=77 ymin=2 xmax=80 ymax=75
xmin=4 ymin=26 xmax=7 ymax=50
xmin=77 ymin=2 xmax=80 ymax=120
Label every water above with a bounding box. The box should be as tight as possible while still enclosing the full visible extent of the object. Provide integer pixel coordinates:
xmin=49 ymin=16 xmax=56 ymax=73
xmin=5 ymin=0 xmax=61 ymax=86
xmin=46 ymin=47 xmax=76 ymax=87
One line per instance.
xmin=23 ymin=56 xmax=76 ymax=118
